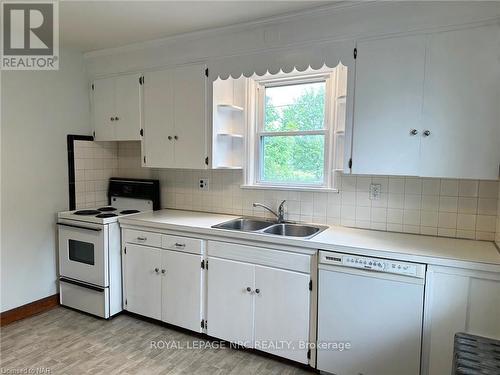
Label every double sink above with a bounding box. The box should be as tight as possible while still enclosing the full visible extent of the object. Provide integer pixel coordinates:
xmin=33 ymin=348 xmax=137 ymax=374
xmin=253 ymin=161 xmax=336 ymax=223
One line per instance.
xmin=212 ymin=218 xmax=328 ymax=239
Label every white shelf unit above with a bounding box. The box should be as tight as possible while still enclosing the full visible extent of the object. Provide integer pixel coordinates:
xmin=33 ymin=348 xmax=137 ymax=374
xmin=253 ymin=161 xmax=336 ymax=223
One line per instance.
xmin=333 ymin=64 xmax=348 ymax=171
xmin=212 ymin=77 xmax=247 ymax=169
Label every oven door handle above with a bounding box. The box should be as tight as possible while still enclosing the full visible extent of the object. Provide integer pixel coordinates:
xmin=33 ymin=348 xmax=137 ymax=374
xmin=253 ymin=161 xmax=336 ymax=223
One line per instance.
xmin=59 ymin=277 xmax=105 ymax=292
xmin=57 ymin=223 xmax=102 ymax=232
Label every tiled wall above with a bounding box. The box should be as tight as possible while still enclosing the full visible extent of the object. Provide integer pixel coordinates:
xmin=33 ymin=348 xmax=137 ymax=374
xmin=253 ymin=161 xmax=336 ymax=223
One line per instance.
xmin=73 ymin=142 xmax=500 ymax=242
xmin=73 ymin=140 xmax=150 ymax=209
xmin=153 ymin=169 xmax=500 ymax=242
xmin=73 ymin=140 xmax=119 ymax=208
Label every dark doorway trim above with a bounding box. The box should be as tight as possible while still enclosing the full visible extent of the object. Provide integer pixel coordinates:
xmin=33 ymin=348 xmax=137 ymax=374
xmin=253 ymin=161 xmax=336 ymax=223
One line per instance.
xmin=67 ymin=134 xmax=93 ymax=210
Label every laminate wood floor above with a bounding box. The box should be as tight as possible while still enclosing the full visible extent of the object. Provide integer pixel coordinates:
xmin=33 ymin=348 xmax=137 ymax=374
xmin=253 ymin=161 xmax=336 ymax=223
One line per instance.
xmin=1 ymin=307 xmax=315 ymax=375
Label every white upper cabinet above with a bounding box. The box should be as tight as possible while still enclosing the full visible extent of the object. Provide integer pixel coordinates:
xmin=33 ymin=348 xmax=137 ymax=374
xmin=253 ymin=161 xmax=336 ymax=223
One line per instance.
xmin=142 ymin=63 xmax=208 ymax=169
xmin=92 ymin=73 xmax=142 ymax=141
xmin=419 ymin=24 xmax=500 ymax=179
xmin=351 ymin=35 xmax=426 ymax=176
xmin=350 ymin=23 xmax=500 ymax=179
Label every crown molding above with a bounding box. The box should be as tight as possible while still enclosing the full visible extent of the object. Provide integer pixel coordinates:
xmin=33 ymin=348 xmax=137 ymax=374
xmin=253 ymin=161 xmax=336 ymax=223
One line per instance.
xmin=83 ymin=1 xmax=372 ymax=59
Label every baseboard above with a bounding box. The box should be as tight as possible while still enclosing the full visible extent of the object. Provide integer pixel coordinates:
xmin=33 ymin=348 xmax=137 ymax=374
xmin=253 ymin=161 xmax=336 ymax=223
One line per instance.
xmin=0 ymin=294 xmax=60 ymax=327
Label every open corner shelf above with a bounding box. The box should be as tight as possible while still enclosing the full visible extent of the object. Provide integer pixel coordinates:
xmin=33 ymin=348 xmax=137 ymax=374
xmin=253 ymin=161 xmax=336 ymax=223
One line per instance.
xmin=217 ymin=104 xmax=244 ymax=112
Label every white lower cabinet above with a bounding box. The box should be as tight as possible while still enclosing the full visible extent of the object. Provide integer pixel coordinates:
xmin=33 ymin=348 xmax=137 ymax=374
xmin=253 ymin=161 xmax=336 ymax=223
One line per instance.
xmin=123 ymin=231 xmax=204 ymax=332
xmin=207 ymin=258 xmax=254 ymax=345
xmin=422 ymin=265 xmax=500 ymax=375
xmin=206 ymin=241 xmax=312 ymax=364
xmin=122 ymin=244 xmax=162 ymax=320
xmin=161 ymin=250 xmax=203 ymax=332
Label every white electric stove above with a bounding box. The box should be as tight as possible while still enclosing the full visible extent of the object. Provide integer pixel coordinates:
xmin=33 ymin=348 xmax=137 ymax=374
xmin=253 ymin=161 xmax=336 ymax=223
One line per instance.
xmin=57 ymin=178 xmax=160 ymax=318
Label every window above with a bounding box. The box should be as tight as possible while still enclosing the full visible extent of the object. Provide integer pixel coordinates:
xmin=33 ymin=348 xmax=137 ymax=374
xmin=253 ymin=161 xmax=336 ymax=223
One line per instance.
xmin=250 ymin=72 xmax=339 ymax=189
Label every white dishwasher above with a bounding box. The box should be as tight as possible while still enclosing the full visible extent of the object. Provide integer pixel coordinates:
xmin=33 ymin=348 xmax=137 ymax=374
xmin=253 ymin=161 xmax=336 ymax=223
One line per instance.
xmin=317 ymin=251 xmax=426 ymax=375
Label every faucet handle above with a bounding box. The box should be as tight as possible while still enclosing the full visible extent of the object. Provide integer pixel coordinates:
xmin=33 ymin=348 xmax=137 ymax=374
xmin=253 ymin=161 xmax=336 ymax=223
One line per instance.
xmin=278 ymin=200 xmax=286 ymax=211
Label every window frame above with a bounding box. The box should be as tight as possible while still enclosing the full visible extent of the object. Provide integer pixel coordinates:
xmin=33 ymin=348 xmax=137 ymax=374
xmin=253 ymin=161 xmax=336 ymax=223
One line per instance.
xmin=252 ymin=73 xmax=335 ymax=189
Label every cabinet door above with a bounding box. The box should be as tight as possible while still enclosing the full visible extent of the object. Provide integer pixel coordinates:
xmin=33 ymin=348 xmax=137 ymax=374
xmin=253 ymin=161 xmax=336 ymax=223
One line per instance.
xmin=142 ymin=69 xmax=175 ymax=167
xmin=173 ymin=64 xmax=207 ymax=169
xmin=254 ymin=265 xmax=310 ymax=364
xmin=114 ymin=73 xmax=142 ymax=141
xmin=161 ymin=250 xmax=203 ymax=332
xmin=424 ymin=267 xmax=500 ymax=375
xmin=92 ymin=77 xmax=115 ymax=141
xmin=123 ymin=244 xmax=162 ymax=320
xmin=351 ymin=35 xmax=426 ymax=175
xmin=420 ymin=24 xmax=500 ymax=179
xmin=207 ymin=257 xmax=254 ymax=346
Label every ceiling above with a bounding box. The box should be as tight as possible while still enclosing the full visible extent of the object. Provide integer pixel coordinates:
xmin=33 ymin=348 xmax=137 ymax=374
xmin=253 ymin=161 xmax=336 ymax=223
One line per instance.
xmin=60 ymin=1 xmax=335 ymax=52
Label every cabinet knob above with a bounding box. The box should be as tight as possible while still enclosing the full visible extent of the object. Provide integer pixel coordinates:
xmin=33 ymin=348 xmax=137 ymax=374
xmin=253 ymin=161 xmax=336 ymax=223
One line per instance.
xmin=161 ymin=269 xmax=166 ymax=274
xmin=115 ymin=116 xmax=119 ymax=121
xmin=110 ymin=117 xmax=115 ymax=122
xmin=255 ymin=289 xmax=260 ymax=294
xmin=423 ymin=130 xmax=431 ymax=137
xmin=174 ymin=135 xmax=178 ymax=140
xmin=154 ymin=268 xmax=159 ymax=273
xmin=409 ymin=129 xmax=418 ymax=136
xmin=246 ymin=287 xmax=252 ymax=292
xmin=168 ymin=136 xmax=172 ymax=140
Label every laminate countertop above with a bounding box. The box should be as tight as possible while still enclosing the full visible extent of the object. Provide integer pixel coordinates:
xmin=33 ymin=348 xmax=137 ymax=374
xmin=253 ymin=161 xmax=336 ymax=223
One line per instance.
xmin=119 ymin=209 xmax=500 ymax=273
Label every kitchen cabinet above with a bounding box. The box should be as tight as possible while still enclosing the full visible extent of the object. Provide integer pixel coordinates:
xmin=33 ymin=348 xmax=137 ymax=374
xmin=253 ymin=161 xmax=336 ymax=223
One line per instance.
xmin=122 ymin=243 xmax=162 ymax=320
xmin=351 ymin=23 xmax=500 ymax=179
xmin=122 ymin=230 xmax=204 ymax=332
xmin=351 ymin=35 xmax=426 ymax=176
xmin=419 ymin=24 xmax=500 ymax=179
xmin=206 ymin=241 xmax=312 ymax=364
xmin=206 ymin=258 xmax=254 ymax=345
xmin=142 ymin=63 xmax=208 ymax=169
xmin=92 ymin=73 xmax=142 ymax=141
xmin=422 ymin=265 xmax=500 ymax=375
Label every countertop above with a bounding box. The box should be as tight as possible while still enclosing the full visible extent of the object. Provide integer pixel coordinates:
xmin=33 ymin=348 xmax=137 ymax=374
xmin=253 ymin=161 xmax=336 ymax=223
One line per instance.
xmin=119 ymin=209 xmax=500 ymax=272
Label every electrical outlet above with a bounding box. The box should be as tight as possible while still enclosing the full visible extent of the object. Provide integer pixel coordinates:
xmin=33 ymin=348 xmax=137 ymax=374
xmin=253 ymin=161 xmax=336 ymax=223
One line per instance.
xmin=199 ymin=179 xmax=209 ymax=191
xmin=369 ymin=183 xmax=381 ymax=200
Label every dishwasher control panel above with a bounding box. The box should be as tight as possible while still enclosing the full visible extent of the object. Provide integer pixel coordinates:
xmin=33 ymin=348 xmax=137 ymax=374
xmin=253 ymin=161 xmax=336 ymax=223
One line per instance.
xmin=320 ymin=251 xmax=424 ymax=278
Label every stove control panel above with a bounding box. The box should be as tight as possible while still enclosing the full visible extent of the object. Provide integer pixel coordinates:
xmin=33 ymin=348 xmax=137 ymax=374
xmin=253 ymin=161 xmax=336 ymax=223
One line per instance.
xmin=320 ymin=251 xmax=425 ymax=278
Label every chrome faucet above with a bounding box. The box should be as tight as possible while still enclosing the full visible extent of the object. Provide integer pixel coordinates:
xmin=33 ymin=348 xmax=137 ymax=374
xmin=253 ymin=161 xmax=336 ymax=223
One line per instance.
xmin=253 ymin=200 xmax=286 ymax=223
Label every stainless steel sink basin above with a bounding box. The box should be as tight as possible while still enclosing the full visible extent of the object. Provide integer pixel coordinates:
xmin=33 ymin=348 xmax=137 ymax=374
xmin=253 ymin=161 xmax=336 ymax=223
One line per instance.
xmin=212 ymin=217 xmax=327 ymax=239
xmin=212 ymin=218 xmax=275 ymax=232
xmin=263 ymin=223 xmax=327 ymax=238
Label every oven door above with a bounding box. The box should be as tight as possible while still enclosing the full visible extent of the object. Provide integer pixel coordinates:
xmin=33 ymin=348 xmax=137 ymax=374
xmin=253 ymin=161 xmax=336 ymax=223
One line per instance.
xmin=58 ymin=221 xmax=108 ymax=287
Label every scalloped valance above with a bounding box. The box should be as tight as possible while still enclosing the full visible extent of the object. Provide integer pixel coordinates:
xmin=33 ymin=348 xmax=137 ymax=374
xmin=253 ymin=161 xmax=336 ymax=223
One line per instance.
xmin=207 ymin=39 xmax=355 ymax=81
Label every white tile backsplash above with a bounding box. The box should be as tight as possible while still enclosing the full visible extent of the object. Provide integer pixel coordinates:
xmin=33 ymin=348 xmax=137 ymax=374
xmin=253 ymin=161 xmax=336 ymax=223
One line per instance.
xmin=74 ymin=142 xmax=500 ymax=242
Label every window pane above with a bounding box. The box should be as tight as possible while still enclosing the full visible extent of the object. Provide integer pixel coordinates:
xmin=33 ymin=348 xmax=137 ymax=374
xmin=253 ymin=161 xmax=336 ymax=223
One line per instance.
xmin=264 ymin=81 xmax=326 ymax=132
xmin=261 ymin=135 xmax=325 ymax=184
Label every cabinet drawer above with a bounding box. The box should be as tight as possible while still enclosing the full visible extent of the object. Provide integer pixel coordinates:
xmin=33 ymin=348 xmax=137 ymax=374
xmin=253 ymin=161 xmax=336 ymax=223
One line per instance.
xmin=124 ymin=229 xmax=162 ymax=248
xmin=162 ymin=234 xmax=203 ymax=255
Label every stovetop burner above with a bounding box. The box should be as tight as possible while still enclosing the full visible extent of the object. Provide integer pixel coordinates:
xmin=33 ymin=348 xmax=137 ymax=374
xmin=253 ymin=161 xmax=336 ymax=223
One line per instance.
xmin=120 ymin=209 xmax=140 ymax=215
xmin=74 ymin=210 xmax=101 ymax=215
xmin=98 ymin=206 xmax=117 ymax=212
xmin=95 ymin=213 xmax=118 ymax=218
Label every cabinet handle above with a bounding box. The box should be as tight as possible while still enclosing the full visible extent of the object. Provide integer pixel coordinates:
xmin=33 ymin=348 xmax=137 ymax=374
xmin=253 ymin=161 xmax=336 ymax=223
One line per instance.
xmin=409 ymin=129 xmax=418 ymax=136
xmin=423 ymin=130 xmax=431 ymax=137
xmin=154 ymin=268 xmax=159 ymax=273
xmin=174 ymin=243 xmax=185 ymax=248
xmin=137 ymin=236 xmax=147 ymax=241
xmin=110 ymin=117 xmax=115 ymax=122
xmin=255 ymin=289 xmax=260 ymax=294
xmin=174 ymin=135 xmax=178 ymax=140
xmin=246 ymin=287 xmax=252 ymax=292
xmin=168 ymin=136 xmax=172 ymax=140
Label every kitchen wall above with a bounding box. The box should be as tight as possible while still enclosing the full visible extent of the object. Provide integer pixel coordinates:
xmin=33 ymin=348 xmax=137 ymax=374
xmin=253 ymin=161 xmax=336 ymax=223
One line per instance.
xmin=73 ymin=141 xmax=150 ymax=209
xmin=1 ymin=50 xmax=91 ymax=312
xmin=152 ymin=168 xmax=499 ymax=242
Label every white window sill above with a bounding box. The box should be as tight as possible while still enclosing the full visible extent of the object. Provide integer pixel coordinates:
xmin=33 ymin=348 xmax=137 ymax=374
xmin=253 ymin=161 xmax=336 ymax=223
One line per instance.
xmin=240 ymin=184 xmax=339 ymax=193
